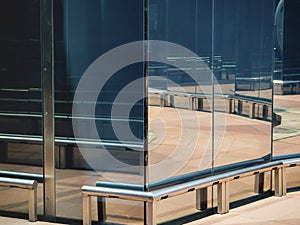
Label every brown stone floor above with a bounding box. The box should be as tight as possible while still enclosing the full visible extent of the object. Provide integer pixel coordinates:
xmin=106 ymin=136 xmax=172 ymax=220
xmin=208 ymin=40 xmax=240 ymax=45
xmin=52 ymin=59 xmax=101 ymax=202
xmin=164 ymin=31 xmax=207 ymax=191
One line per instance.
xmin=0 ymin=191 xmax=299 ymax=225
xmin=185 ymin=191 xmax=300 ymax=225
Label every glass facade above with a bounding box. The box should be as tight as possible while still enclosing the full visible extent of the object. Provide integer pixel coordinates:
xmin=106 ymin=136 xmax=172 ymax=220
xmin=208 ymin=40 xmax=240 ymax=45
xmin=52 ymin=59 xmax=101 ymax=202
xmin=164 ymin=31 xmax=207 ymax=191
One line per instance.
xmin=0 ymin=0 xmax=44 ymax=217
xmin=0 ymin=0 xmax=299 ymax=224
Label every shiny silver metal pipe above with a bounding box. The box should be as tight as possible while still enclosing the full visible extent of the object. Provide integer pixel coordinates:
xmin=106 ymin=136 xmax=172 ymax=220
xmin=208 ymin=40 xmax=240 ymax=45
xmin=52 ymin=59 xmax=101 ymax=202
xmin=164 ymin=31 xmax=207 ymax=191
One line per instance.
xmin=82 ymin=186 xmax=155 ymax=202
xmin=0 ymin=177 xmax=37 ymax=189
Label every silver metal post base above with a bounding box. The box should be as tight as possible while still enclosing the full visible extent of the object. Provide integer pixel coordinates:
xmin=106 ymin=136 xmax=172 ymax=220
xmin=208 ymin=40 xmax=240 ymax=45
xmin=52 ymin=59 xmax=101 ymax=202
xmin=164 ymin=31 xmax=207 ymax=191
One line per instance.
xmin=83 ymin=195 xmax=92 ymax=225
xmin=275 ymin=167 xmax=287 ymax=197
xmin=217 ymin=182 xmax=229 ymax=214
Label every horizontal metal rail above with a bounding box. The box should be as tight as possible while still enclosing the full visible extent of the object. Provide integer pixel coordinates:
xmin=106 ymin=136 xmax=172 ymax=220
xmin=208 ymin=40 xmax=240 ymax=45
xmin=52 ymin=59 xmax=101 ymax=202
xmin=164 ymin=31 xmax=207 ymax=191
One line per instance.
xmin=0 ymin=177 xmax=37 ymax=222
xmin=0 ymin=132 xmax=143 ymax=171
xmin=85 ymin=161 xmax=281 ymax=201
xmin=82 ymin=186 xmax=154 ymax=202
xmin=0 ymin=177 xmax=37 ymax=189
xmin=0 ymin=133 xmax=143 ymax=149
xmin=0 ymin=133 xmax=143 ymax=170
xmin=148 ymin=89 xmax=272 ymax=121
xmin=82 ymin=157 xmax=300 ymax=225
xmin=0 ymin=112 xmax=144 ymax=123
xmin=151 ymin=161 xmax=281 ymax=200
xmin=0 ymin=170 xmax=43 ymax=183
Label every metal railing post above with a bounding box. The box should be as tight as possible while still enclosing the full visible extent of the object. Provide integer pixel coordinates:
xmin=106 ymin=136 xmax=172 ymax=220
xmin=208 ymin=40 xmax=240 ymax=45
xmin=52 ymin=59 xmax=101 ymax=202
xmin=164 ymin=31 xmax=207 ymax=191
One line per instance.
xmin=217 ymin=182 xmax=229 ymax=214
xmin=196 ymin=188 xmax=208 ymax=210
xmin=146 ymin=201 xmax=157 ymax=225
xmin=254 ymin=173 xmax=265 ymax=193
xmin=83 ymin=195 xmax=92 ymax=225
xmin=28 ymin=181 xmax=38 ymax=222
xmin=275 ymin=167 xmax=286 ymax=197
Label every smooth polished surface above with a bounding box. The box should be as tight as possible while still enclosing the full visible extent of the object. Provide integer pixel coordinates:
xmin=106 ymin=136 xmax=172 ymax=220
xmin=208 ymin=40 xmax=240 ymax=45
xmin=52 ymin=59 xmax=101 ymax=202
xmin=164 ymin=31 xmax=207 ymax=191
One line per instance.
xmin=41 ymin=0 xmax=56 ymax=219
xmin=1 ymin=93 xmax=299 ymax=224
xmin=185 ymin=191 xmax=300 ymax=225
xmin=0 ymin=191 xmax=299 ymax=225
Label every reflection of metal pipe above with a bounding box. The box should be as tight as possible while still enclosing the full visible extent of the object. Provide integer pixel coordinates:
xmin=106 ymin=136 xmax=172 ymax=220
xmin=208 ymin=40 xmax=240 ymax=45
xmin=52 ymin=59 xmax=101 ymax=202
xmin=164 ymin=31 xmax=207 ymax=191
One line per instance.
xmin=275 ymin=0 xmax=284 ymax=56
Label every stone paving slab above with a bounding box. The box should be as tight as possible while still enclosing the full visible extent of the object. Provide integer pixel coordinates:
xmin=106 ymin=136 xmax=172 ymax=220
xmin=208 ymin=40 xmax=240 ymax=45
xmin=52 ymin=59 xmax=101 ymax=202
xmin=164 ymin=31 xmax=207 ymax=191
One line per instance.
xmin=185 ymin=191 xmax=300 ymax=225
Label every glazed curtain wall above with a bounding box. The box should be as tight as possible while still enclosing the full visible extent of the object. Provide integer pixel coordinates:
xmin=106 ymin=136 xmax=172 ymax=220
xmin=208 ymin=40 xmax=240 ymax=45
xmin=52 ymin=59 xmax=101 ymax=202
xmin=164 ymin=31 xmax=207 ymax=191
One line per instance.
xmin=54 ymin=0 xmax=276 ymax=222
xmin=0 ymin=0 xmax=44 ymax=217
xmin=54 ymin=0 xmax=274 ymax=186
xmin=273 ymin=0 xmax=300 ymax=196
xmin=147 ymin=0 xmax=274 ymax=183
xmin=53 ymin=0 xmax=146 ymax=221
xmin=146 ymin=1 xmax=275 ymax=222
xmin=3 ymin=0 xmax=300 ymax=224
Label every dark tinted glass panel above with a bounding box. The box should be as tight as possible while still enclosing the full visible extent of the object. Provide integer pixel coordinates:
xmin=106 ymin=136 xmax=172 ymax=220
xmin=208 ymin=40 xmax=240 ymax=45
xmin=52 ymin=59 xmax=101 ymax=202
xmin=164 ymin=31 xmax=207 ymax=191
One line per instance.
xmin=148 ymin=0 xmax=213 ymax=181
xmin=213 ymin=0 xmax=274 ymax=212
xmin=0 ymin=0 xmax=41 ymax=134
xmin=148 ymin=0 xmax=214 ymax=222
xmin=54 ymin=0 xmax=145 ymax=223
xmin=55 ymin=0 xmax=145 ymax=179
xmin=0 ymin=0 xmax=43 ymax=217
xmin=213 ymin=0 xmax=274 ymax=167
xmin=273 ymin=0 xmax=300 ymax=159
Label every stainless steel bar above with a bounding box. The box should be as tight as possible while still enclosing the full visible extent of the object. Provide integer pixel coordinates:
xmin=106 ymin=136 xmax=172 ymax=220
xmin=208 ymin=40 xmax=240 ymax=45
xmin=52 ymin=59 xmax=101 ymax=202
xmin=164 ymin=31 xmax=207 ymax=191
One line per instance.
xmin=41 ymin=0 xmax=56 ymax=219
xmin=146 ymin=201 xmax=149 ymax=225
xmin=192 ymin=97 xmax=198 ymax=110
xmin=28 ymin=181 xmax=38 ymax=222
xmin=249 ymin=102 xmax=255 ymax=118
xmin=281 ymin=157 xmax=300 ymax=166
xmin=152 ymin=179 xmax=215 ymax=200
xmin=152 ymin=161 xmax=281 ymax=200
xmin=282 ymin=167 xmax=287 ymax=196
xmin=0 ymin=177 xmax=36 ymax=189
xmin=196 ymin=189 xmax=201 ymax=210
xmin=0 ymin=171 xmax=43 ymax=183
xmin=274 ymin=168 xmax=281 ymax=196
xmin=83 ymin=161 xmax=281 ymax=204
xmin=0 ymin=135 xmax=42 ymax=142
xmin=188 ymin=95 xmax=193 ymax=110
xmin=254 ymin=173 xmax=265 ymax=193
xmin=275 ymin=167 xmax=286 ymax=197
xmin=0 ymin=134 xmax=143 ymax=149
xmin=83 ymin=195 xmax=91 ymax=225
xmin=159 ymin=93 xmax=167 ymax=107
xmin=196 ymin=188 xmax=208 ymax=210
xmin=82 ymin=186 xmax=154 ymax=202
xmin=81 ymin=158 xmax=300 ymax=224
xmin=0 ymin=178 xmax=37 ymax=221
xmin=217 ymin=181 xmax=229 ymax=214
xmin=55 ymin=138 xmax=143 ymax=149
xmin=146 ymin=201 xmax=156 ymax=225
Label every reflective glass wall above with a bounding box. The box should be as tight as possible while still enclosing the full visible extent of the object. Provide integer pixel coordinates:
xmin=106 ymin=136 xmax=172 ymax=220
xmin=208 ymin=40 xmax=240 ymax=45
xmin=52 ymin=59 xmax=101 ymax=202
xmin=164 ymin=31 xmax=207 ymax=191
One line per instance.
xmin=0 ymin=0 xmax=44 ymax=218
xmin=147 ymin=0 xmax=274 ymax=223
xmin=147 ymin=0 xmax=213 ymax=183
xmin=147 ymin=1 xmax=214 ymax=222
xmin=54 ymin=0 xmax=145 ymax=222
xmin=1 ymin=0 xmax=300 ymax=225
xmin=273 ymin=0 xmax=300 ymax=191
xmin=213 ymin=0 xmax=274 ymax=212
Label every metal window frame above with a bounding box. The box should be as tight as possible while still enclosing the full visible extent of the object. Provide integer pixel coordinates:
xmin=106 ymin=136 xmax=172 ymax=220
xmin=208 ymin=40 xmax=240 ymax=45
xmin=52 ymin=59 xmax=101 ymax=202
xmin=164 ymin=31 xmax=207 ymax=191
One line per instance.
xmin=41 ymin=0 xmax=56 ymax=219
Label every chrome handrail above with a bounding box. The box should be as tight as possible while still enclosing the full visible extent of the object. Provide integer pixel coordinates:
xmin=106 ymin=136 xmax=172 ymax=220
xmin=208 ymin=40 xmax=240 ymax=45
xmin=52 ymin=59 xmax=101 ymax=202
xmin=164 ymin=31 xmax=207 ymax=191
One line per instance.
xmin=82 ymin=157 xmax=300 ymax=225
